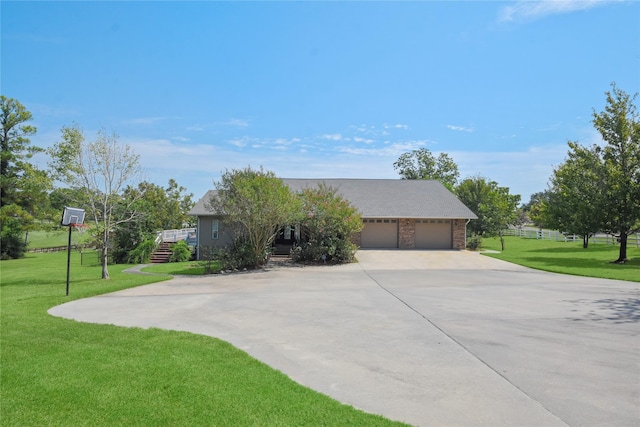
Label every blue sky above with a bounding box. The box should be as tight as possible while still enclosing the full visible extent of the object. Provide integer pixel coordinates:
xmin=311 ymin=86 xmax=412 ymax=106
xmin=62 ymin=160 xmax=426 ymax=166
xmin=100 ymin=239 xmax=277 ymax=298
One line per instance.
xmin=2 ymin=0 xmax=639 ymax=203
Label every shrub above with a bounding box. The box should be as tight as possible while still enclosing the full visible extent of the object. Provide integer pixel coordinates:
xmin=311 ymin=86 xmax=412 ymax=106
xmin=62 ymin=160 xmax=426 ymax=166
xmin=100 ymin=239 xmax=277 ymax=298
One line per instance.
xmin=292 ymin=184 xmax=362 ymax=264
xmin=467 ymin=233 xmax=482 ymax=251
xmin=128 ymin=239 xmax=157 ymax=264
xmin=169 ymin=240 xmax=192 ymax=262
xmin=0 ymin=220 xmax=27 ymax=260
xmin=215 ymin=236 xmax=263 ymax=271
xmin=198 ymin=246 xmax=218 ymax=274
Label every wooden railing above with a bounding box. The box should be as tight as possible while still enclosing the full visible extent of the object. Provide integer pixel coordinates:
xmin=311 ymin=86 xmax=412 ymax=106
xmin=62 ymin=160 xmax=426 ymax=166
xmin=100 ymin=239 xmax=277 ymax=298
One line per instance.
xmin=155 ymin=228 xmax=197 ymax=245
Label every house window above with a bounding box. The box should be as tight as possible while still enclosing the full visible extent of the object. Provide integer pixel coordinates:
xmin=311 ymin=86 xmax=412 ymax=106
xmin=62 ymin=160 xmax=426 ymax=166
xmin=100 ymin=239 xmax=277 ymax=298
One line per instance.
xmin=212 ymin=219 xmax=219 ymax=240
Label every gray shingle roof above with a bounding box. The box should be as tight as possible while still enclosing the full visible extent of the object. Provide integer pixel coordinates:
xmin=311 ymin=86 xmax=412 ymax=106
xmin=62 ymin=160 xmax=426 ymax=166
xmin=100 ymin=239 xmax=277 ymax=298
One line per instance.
xmin=189 ymin=179 xmax=477 ymax=219
xmin=189 ymin=189 xmax=218 ymax=216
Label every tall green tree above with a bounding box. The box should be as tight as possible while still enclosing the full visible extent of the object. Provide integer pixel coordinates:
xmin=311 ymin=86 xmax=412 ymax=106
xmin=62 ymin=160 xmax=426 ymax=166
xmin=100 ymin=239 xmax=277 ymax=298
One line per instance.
xmin=0 ymin=96 xmax=52 ymax=258
xmin=592 ymin=84 xmax=640 ymax=263
xmin=393 ymin=148 xmax=460 ymax=190
xmin=210 ymin=167 xmax=300 ymax=267
xmin=545 ymin=142 xmax=606 ymax=248
xmin=48 ymin=125 xmax=143 ymax=279
xmin=111 ymin=180 xmax=194 ymax=264
xmin=456 ymin=176 xmax=520 ymax=250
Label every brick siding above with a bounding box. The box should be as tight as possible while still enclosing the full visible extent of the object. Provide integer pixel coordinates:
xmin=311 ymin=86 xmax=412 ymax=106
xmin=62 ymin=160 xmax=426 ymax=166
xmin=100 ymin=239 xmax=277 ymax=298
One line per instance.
xmin=452 ymin=219 xmax=467 ymax=249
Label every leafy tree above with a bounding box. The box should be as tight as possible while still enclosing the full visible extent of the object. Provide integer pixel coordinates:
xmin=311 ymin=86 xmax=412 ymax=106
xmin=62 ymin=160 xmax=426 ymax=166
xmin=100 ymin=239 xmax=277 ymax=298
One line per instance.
xmin=47 ymin=187 xmax=89 ymax=220
xmin=0 ymin=96 xmax=52 ymax=257
xmin=48 ymin=125 xmax=143 ymax=279
xmin=522 ymin=191 xmax=550 ymax=229
xmin=592 ymin=84 xmax=640 ymax=263
xmin=393 ymin=148 xmax=460 ymax=190
xmin=456 ymin=176 xmax=520 ymax=250
xmin=291 ymin=184 xmax=362 ymax=263
xmin=210 ymin=167 xmax=300 ymax=268
xmin=545 ymin=142 xmax=606 ymax=248
xmin=111 ymin=180 xmax=194 ymax=264
xmin=1 ymin=96 xmax=38 ymax=207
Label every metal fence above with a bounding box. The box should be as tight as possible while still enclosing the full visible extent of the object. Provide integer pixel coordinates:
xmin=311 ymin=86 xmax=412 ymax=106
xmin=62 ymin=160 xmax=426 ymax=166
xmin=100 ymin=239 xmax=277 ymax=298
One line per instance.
xmin=505 ymin=228 xmax=640 ymax=247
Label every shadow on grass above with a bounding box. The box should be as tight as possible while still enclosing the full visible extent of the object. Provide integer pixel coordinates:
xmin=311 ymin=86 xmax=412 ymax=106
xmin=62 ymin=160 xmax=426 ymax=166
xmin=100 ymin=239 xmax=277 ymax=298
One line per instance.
xmin=527 ymin=244 xmax=621 ymax=254
xmin=520 ymin=256 xmax=634 ymax=271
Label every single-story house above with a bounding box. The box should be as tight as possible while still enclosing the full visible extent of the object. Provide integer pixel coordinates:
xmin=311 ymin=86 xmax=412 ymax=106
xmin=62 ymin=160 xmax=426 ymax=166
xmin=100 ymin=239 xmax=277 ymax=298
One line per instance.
xmin=189 ymin=178 xmax=477 ymax=258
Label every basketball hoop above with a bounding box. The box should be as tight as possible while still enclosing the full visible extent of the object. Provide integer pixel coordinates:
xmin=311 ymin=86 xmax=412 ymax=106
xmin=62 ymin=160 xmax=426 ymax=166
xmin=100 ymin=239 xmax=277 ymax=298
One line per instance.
xmin=60 ymin=207 xmax=86 ymax=296
xmin=70 ymin=223 xmax=88 ymax=234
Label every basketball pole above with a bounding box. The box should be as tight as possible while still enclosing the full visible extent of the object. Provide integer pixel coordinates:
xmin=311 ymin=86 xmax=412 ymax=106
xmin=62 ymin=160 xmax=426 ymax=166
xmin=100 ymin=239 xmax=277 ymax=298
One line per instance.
xmin=66 ymin=225 xmax=72 ymax=296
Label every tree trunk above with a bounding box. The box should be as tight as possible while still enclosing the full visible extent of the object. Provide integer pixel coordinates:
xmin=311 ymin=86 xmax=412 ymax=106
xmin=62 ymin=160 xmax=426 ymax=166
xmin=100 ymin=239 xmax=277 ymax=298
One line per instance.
xmin=614 ymin=232 xmax=628 ymax=264
xmin=101 ymin=228 xmax=110 ymax=279
xmin=582 ymin=234 xmax=589 ymax=249
xmin=500 ymin=234 xmax=505 ymax=251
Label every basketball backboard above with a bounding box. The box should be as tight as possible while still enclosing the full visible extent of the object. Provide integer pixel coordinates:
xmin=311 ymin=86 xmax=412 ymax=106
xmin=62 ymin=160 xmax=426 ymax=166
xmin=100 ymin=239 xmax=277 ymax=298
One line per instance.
xmin=61 ymin=206 xmax=86 ymax=226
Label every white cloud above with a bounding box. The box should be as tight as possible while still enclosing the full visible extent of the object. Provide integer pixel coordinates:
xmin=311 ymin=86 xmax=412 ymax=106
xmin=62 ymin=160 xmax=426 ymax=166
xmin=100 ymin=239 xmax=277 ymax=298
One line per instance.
xmin=351 ymin=124 xmax=373 ymax=134
xmin=353 ymin=137 xmax=374 ymax=144
xmin=217 ymin=118 xmax=250 ymax=128
xmin=338 ymin=140 xmax=430 ymax=156
xmin=447 ymin=124 xmax=475 ymax=133
xmin=384 ymin=123 xmax=410 ymax=130
xmin=273 ymin=138 xmax=292 ymax=146
xmin=498 ymin=0 xmax=622 ymax=23
xmin=322 ymin=133 xmax=343 ymax=141
xmin=229 ymin=137 xmax=248 ymax=148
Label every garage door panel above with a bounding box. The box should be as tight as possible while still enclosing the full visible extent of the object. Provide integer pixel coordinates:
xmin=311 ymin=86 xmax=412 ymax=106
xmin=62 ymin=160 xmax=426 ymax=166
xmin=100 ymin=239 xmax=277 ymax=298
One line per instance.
xmin=361 ymin=219 xmax=398 ymax=248
xmin=415 ymin=220 xmax=452 ymax=249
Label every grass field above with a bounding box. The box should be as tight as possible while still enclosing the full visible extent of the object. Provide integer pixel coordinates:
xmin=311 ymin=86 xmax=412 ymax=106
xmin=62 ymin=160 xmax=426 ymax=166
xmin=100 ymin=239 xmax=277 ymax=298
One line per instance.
xmin=481 ymin=236 xmax=639 ymax=282
xmin=25 ymin=228 xmax=69 ymax=248
xmin=0 ymin=252 xmax=405 ymax=426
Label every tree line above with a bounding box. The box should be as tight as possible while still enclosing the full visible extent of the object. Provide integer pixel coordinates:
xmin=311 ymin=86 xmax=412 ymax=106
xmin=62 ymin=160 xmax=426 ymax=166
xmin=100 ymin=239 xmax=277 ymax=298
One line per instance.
xmin=396 ymin=83 xmax=638 ymax=264
xmin=0 ymin=97 xmax=194 ymax=279
xmin=393 ymin=148 xmax=521 ymax=252
xmin=527 ymin=84 xmax=639 ymax=263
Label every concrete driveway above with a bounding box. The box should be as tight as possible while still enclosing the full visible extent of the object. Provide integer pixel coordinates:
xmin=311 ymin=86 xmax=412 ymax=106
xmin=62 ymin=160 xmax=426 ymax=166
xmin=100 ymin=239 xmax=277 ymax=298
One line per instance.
xmin=49 ymin=250 xmax=640 ymax=427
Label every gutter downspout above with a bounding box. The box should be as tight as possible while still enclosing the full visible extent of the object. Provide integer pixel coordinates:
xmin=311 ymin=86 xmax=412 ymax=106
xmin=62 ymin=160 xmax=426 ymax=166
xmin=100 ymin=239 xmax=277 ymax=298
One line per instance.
xmin=465 ymin=219 xmax=471 ymax=249
xmin=196 ymin=216 xmax=201 ymax=260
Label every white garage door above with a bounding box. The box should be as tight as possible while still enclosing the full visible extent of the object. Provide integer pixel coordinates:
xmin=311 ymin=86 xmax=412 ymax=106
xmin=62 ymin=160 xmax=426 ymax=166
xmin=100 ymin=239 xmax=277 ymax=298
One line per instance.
xmin=415 ymin=219 xmax=452 ymax=249
xmin=361 ymin=219 xmax=398 ymax=248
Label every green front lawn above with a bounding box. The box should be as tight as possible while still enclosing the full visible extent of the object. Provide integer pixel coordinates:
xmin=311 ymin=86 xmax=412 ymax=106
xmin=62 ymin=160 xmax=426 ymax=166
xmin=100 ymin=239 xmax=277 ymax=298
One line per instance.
xmin=481 ymin=236 xmax=639 ymax=282
xmin=141 ymin=260 xmax=213 ymax=275
xmin=0 ymin=252 xmax=405 ymax=426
